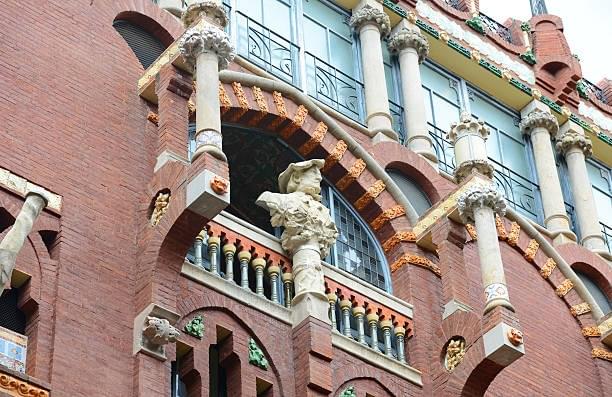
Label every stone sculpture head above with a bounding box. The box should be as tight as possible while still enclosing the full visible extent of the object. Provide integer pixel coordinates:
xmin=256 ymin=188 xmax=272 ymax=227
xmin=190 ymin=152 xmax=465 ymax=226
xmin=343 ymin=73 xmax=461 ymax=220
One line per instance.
xmin=278 ymin=159 xmax=325 ymax=201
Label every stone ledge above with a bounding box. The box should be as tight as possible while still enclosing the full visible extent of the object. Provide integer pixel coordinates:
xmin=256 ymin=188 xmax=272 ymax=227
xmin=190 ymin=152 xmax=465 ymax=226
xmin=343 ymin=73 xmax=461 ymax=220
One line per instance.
xmin=0 ymin=366 xmax=50 ymax=397
xmin=331 ymin=333 xmax=423 ymax=387
xmin=0 ymin=167 xmax=62 ymax=212
xmin=181 ymin=261 xmax=292 ymax=325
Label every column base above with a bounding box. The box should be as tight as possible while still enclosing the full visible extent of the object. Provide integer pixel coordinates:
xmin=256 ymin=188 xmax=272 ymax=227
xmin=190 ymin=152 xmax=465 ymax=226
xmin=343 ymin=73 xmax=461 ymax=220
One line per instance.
xmin=192 ymin=144 xmax=227 ymax=162
xmin=484 ymin=298 xmax=515 ymax=315
xmin=291 ymin=290 xmax=331 ymax=327
xmin=371 ymin=127 xmax=399 ymax=144
xmin=581 ymin=234 xmax=607 ymax=252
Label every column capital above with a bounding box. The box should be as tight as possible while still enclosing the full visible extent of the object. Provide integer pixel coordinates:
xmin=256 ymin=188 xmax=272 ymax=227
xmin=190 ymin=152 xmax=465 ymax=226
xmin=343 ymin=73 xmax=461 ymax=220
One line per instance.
xmin=519 ymin=110 xmax=559 ymax=138
xmin=388 ymin=28 xmax=429 ymax=63
xmin=349 ymin=4 xmax=391 ymax=36
xmin=457 ymin=185 xmax=507 ymax=222
xmin=182 ymin=1 xmax=229 ymax=28
xmin=448 ymin=112 xmax=490 ymax=143
xmin=179 ymin=25 xmax=235 ymax=71
xmin=454 ymin=159 xmax=494 ymax=181
xmin=556 ymin=131 xmax=592 ymax=157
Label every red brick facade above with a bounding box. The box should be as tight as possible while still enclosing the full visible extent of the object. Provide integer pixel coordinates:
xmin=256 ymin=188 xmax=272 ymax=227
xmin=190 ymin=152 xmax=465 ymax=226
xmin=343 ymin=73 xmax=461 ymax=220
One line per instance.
xmin=0 ymin=1 xmax=610 ymax=396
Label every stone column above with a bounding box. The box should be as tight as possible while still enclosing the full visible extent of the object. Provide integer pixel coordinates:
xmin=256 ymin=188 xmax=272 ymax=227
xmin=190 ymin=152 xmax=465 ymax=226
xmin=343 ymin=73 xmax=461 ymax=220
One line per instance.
xmin=349 ymin=1 xmax=395 ymax=142
xmin=179 ymin=2 xmax=234 ymax=161
xmin=388 ymin=20 xmax=436 ymax=162
xmin=556 ymin=122 xmax=607 ymax=251
xmin=458 ymin=185 xmax=514 ymax=314
xmin=520 ymin=102 xmax=573 ymax=244
xmin=256 ymin=159 xmax=339 ymax=325
xmin=448 ymin=112 xmax=494 ymax=182
xmin=0 ymin=190 xmax=49 ymax=293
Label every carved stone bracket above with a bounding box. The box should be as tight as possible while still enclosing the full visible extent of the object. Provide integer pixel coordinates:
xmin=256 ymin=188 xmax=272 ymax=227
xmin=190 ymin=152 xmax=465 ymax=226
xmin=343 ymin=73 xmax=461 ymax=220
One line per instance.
xmin=555 ymin=131 xmax=593 ymax=157
xmin=519 ymin=110 xmax=559 ymax=138
xmin=388 ymin=28 xmax=429 ymax=63
xmin=133 ymin=304 xmax=180 ymax=361
xmin=179 ymin=26 xmax=235 ymax=70
xmin=349 ymin=4 xmax=391 ymax=36
xmin=457 ymin=185 xmax=507 ymax=223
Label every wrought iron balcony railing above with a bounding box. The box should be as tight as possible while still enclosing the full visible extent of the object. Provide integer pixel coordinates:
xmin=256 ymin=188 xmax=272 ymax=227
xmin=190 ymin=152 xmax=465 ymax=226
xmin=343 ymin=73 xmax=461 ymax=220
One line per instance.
xmin=478 ymin=12 xmax=514 ymax=44
xmin=580 ymin=79 xmax=608 ymax=104
xmin=389 ymin=99 xmax=407 ymax=144
xmin=235 ymin=11 xmax=300 ymax=87
xmin=601 ymin=222 xmax=612 ymax=253
xmin=305 ymin=51 xmax=365 ymax=124
xmin=428 ymin=122 xmax=456 ymax=175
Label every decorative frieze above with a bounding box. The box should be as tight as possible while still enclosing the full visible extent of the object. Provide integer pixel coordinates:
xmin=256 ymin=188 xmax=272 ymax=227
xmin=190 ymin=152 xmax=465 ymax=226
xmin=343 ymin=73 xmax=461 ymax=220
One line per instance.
xmin=248 ymin=338 xmax=269 ymax=369
xmin=251 ymin=86 xmax=268 ymax=113
xmin=507 ymin=222 xmax=520 ymax=246
xmin=570 ymin=302 xmax=591 ymax=317
xmin=388 ymin=28 xmax=429 ymax=63
xmin=371 ymin=205 xmax=406 ymax=230
xmin=336 ymin=159 xmax=367 ymax=191
xmin=390 ymin=254 xmax=441 ymax=277
xmin=219 ymin=83 xmax=232 ymax=111
xmin=555 ymin=131 xmax=593 ymax=157
xmin=272 ymin=91 xmax=288 ymax=119
xmin=591 ymin=348 xmax=612 ymax=362
xmin=147 ymin=111 xmax=159 ymax=126
xmin=299 ymin=122 xmax=328 ymax=156
xmin=495 ymin=215 xmax=508 ymax=239
xmin=278 ymin=103 xmax=306 ymax=136
xmin=349 ymin=4 xmax=391 ymax=36
xmin=555 ymin=279 xmax=574 ymax=297
xmin=523 ymin=239 xmax=539 ymax=262
xmin=539 ymin=258 xmax=557 ymax=279
xmin=465 ymin=224 xmax=477 ymax=240
xmin=581 ymin=327 xmax=601 ymax=338
xmin=354 ymin=180 xmax=386 ymax=210
xmin=179 ymin=25 xmax=234 ymax=70
xmin=382 ymin=231 xmax=416 ymax=252
xmin=0 ymin=372 xmax=49 ymax=397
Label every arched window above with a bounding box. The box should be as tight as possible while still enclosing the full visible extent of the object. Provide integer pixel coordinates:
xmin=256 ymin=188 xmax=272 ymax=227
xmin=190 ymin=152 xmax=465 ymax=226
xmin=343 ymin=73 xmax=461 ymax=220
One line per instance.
xmin=0 ymin=288 xmax=26 ymax=335
xmin=113 ymin=20 xmax=167 ymax=68
xmin=189 ymin=124 xmax=390 ymax=291
xmin=575 ymin=270 xmax=612 ymax=314
xmin=387 ymin=169 xmax=432 ymax=217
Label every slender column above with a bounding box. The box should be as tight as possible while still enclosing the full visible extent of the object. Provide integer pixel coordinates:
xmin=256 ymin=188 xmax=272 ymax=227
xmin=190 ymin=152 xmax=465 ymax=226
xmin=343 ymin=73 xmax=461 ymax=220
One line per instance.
xmin=395 ymin=326 xmax=407 ymax=363
xmin=237 ymin=250 xmax=251 ymax=289
xmin=327 ymin=293 xmax=338 ymax=331
xmin=458 ymin=185 xmax=515 ymax=313
xmin=193 ymin=231 xmax=205 ymax=267
xmin=388 ymin=20 xmax=436 ymax=161
xmin=282 ymin=272 xmax=293 ymax=308
xmin=556 ymin=123 xmax=607 ymax=251
xmin=381 ymin=320 xmax=393 ymax=357
xmin=267 ymin=265 xmax=280 ymax=303
xmin=207 ymin=236 xmax=220 ymax=275
xmin=340 ymin=299 xmax=353 ymax=337
xmin=179 ymin=2 xmax=234 ymax=161
xmin=0 ymin=191 xmax=48 ymax=292
xmin=251 ymin=258 xmax=266 ymax=297
xmin=366 ymin=313 xmax=379 ymax=351
xmin=222 ymin=243 xmax=236 ymax=282
xmin=520 ymin=102 xmax=573 ymax=243
xmin=448 ymin=112 xmax=494 ymax=182
xmin=349 ymin=1 xmax=395 ymax=141
xmin=353 ymin=306 xmax=367 ymax=344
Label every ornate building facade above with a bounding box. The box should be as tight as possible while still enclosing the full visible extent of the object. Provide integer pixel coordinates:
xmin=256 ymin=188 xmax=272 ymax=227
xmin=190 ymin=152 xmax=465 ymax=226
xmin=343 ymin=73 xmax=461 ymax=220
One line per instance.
xmin=0 ymin=0 xmax=610 ymax=396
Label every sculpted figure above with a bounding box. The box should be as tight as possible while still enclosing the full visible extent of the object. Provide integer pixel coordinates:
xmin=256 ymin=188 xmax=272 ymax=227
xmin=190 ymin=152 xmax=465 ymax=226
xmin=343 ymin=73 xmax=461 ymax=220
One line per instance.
xmin=445 ymin=338 xmax=466 ymax=371
xmin=143 ymin=316 xmax=180 ymax=346
xmin=256 ymin=160 xmax=338 ymax=296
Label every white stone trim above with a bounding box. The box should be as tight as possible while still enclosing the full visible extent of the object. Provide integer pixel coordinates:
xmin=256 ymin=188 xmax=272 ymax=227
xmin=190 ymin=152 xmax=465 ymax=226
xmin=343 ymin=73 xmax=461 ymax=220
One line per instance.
xmin=578 ymin=101 xmax=612 ymax=131
xmin=332 ymin=333 xmax=423 ymax=386
xmin=415 ymin=1 xmax=535 ymax=84
xmin=0 ymin=167 xmax=62 ymax=212
xmin=212 ymin=211 xmax=285 ymax=255
xmin=181 ymin=261 xmax=292 ymax=324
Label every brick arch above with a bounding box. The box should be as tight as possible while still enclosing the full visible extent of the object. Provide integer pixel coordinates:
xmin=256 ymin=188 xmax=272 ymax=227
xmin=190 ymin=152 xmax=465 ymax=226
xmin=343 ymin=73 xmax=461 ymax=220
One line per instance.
xmin=557 ymin=244 xmax=612 ymax=302
xmin=110 ymin=0 xmax=184 ymax=41
xmin=177 ymin=294 xmax=291 ymax=397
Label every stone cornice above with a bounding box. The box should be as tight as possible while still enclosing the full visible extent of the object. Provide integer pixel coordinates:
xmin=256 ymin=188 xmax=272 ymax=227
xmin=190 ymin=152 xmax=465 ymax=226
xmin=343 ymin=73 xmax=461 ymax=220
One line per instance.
xmin=520 ymin=110 xmax=559 ymax=137
xmin=457 ymin=185 xmax=507 ymax=222
xmin=388 ymin=28 xmax=429 ymax=63
xmin=555 ymin=132 xmax=593 ymax=157
xmin=179 ymin=25 xmax=235 ymax=70
xmin=349 ymin=4 xmax=391 ymax=36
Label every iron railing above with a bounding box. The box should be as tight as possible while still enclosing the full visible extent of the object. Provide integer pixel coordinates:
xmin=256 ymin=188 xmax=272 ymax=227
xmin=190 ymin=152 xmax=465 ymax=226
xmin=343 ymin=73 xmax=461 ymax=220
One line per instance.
xmin=428 ymin=122 xmax=456 ymax=175
xmin=235 ymin=11 xmax=300 ymax=87
xmin=601 ymin=222 xmax=612 ymax=253
xmin=389 ymin=100 xmax=406 ymax=144
xmin=564 ymin=201 xmax=579 ymax=239
xmin=581 ymin=79 xmax=607 ymax=104
xmin=479 ymin=12 xmax=514 ymax=44
xmin=305 ymin=51 xmax=365 ymax=123
xmin=443 ymin=0 xmax=465 ymax=10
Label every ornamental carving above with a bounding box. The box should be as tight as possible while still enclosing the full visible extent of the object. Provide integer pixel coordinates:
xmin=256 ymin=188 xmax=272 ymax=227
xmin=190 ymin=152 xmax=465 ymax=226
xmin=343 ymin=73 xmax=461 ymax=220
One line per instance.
xmin=391 ymin=254 xmax=441 ymax=277
xmin=555 ymin=131 xmax=593 ymax=157
xmin=232 ymin=82 xmax=249 ymax=110
xmin=371 ymin=205 xmax=406 ymax=230
xmin=507 ymin=328 xmax=524 ymax=346
xmin=507 ymin=222 xmax=520 ymax=246
xmin=581 ymin=327 xmax=601 ymax=337
xmin=354 ymin=180 xmax=386 ymax=210
xmin=0 ymin=373 xmax=49 ymax=397
xmin=555 ymin=279 xmax=573 ymax=297
xmin=182 ymin=1 xmax=229 ymax=28
xmin=248 ymin=338 xmax=269 ymax=369
xmin=570 ymin=302 xmax=590 ymax=317
xmin=340 ymin=386 xmax=357 ymax=397
xmin=349 ymin=4 xmax=391 ymax=36
xmin=273 ymin=91 xmax=289 ymax=119
xmin=454 ymin=159 xmax=494 ymax=182
xmin=336 ymin=159 xmax=367 ymax=191
xmin=143 ymin=316 xmax=180 ymax=346
xmin=457 ymin=185 xmax=507 ymax=222
xmin=256 ymin=160 xmax=338 ymax=295
xmin=465 ymin=224 xmax=477 ymax=240
xmin=219 ymin=83 xmax=232 ymax=110
xmin=147 ymin=111 xmax=159 ymax=126
xmin=591 ymin=348 xmax=612 ymax=362
xmin=299 ymin=122 xmax=328 ymax=156
xmin=251 ymin=86 xmax=268 ymax=114
xmin=179 ymin=26 xmax=235 ymax=70
xmin=495 ymin=215 xmax=507 ymax=239
xmin=323 ymin=140 xmax=348 ymax=172
xmin=539 ymin=258 xmax=557 ymax=279
xmin=519 ymin=110 xmax=559 ymax=138
xmin=383 ymin=231 xmax=416 ymax=252
xmin=448 ymin=112 xmax=490 ymax=142
xmin=444 ymin=338 xmax=466 ymax=371
xmin=523 ymin=239 xmax=539 ymax=262
xmin=184 ymin=315 xmax=204 ymax=339
xmin=388 ymin=28 xmax=429 ymax=63
xmin=150 ymin=192 xmax=170 ymax=226
xmin=210 ymin=176 xmax=228 ymax=195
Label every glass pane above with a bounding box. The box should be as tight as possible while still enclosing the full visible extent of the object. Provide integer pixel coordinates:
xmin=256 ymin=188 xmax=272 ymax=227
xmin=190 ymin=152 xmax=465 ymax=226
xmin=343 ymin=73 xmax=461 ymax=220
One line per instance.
xmin=303 ymin=0 xmax=350 ymax=39
xmin=329 ymin=32 xmax=354 ymax=77
xmin=498 ymin=134 xmax=530 ymax=176
xmin=593 ymin=189 xmax=612 ymax=226
xmin=236 ymin=0 xmax=262 ymax=21
xmin=263 ymin=0 xmax=292 ymax=39
xmin=384 ymin=63 xmax=396 ymax=101
xmin=422 ymin=87 xmax=434 ymax=124
xmin=303 ymin=16 xmax=328 ymax=60
xmin=587 ymin=162 xmax=611 ymax=193
xmin=471 ymin=94 xmax=520 ymax=140
xmin=431 ymin=94 xmax=460 ymax=132
xmin=485 ymin=128 xmax=502 ymax=163
xmin=420 ymin=63 xmax=460 ymax=104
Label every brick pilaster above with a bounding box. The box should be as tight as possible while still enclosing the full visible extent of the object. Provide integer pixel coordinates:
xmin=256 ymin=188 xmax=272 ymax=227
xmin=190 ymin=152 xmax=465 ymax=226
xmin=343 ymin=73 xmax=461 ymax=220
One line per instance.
xmin=292 ymin=317 xmax=333 ymax=396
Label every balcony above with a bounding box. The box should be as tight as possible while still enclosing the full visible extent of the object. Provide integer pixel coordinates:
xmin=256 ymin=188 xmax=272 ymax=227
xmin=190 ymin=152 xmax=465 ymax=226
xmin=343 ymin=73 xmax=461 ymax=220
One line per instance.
xmin=181 ymin=211 xmax=417 ymax=374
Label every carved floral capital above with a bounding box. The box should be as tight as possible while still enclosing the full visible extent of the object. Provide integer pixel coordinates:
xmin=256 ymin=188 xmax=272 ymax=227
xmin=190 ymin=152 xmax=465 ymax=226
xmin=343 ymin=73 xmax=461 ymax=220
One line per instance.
xmin=349 ymin=4 xmax=391 ymax=36
xmin=447 ymin=112 xmax=490 ymax=143
xmin=519 ymin=110 xmax=559 ymax=138
xmin=179 ymin=26 xmax=235 ymax=70
xmin=457 ymin=185 xmax=507 ymax=222
xmin=555 ymin=131 xmax=593 ymax=157
xmin=388 ymin=28 xmax=429 ymax=63
xmin=454 ymin=159 xmax=494 ymax=182
xmin=182 ymin=1 xmax=229 ymax=28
